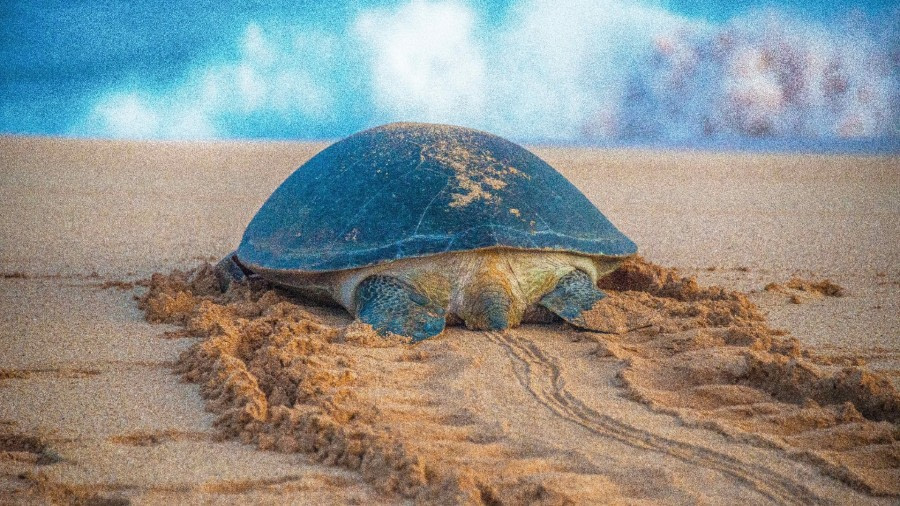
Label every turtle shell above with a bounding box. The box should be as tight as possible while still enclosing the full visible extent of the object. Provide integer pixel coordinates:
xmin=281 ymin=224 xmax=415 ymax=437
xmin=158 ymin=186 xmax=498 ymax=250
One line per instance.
xmin=237 ymin=122 xmax=637 ymax=272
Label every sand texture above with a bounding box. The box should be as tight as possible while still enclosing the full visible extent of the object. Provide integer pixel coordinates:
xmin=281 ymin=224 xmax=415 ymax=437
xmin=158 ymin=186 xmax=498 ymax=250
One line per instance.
xmin=0 ymin=136 xmax=897 ymax=504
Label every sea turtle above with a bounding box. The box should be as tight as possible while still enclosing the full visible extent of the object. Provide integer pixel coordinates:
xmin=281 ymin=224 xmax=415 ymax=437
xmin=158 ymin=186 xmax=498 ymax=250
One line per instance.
xmin=216 ymin=122 xmax=637 ymax=341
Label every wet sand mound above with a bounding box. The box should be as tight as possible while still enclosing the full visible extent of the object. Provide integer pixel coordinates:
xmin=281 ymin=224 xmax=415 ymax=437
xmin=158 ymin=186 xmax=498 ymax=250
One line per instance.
xmin=141 ymin=268 xmax=477 ymax=501
xmin=593 ymin=258 xmax=898 ymax=495
xmin=764 ymin=277 xmax=847 ymax=303
xmin=139 ymin=257 xmax=899 ymax=501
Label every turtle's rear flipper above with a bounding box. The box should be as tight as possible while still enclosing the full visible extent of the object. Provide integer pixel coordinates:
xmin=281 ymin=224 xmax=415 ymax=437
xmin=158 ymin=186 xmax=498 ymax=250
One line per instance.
xmin=539 ymin=269 xmax=606 ymax=329
xmin=214 ymin=251 xmax=253 ymax=291
xmin=354 ymin=275 xmax=446 ymax=342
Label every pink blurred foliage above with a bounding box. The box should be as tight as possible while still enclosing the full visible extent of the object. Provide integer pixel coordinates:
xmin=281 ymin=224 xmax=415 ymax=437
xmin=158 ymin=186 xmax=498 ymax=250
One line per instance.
xmin=619 ymin=8 xmax=898 ymax=141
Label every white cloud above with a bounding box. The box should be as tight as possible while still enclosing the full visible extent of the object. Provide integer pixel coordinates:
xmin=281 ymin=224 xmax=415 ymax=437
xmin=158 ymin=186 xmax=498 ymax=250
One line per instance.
xmin=166 ymin=107 xmax=216 ymax=139
xmin=75 ymin=1 xmax=898 ymax=143
xmin=355 ymin=0 xmax=487 ymax=125
xmin=243 ymin=23 xmax=276 ymax=67
xmin=484 ymin=0 xmax=700 ymax=140
xmin=87 ymin=93 xmax=160 ymax=139
xmin=80 ymin=23 xmax=335 ymax=139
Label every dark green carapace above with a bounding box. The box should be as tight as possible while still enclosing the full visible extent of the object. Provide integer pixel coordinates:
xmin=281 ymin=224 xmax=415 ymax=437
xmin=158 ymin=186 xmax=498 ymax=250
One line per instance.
xmin=236 ymin=122 xmax=636 ymax=274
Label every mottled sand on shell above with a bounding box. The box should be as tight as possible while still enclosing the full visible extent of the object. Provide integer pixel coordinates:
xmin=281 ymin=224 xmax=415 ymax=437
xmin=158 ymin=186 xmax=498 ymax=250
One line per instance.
xmin=0 ymin=136 xmax=897 ymax=504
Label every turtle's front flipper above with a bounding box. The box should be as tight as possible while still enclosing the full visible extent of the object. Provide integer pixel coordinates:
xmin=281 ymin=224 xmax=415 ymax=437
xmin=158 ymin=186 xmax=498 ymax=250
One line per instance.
xmin=214 ymin=251 xmax=253 ymax=291
xmin=539 ymin=269 xmax=606 ymax=329
xmin=354 ymin=275 xmax=446 ymax=342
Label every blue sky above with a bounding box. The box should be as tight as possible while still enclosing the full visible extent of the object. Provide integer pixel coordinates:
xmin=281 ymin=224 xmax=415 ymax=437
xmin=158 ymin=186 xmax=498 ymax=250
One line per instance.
xmin=1 ymin=0 xmax=897 ymax=148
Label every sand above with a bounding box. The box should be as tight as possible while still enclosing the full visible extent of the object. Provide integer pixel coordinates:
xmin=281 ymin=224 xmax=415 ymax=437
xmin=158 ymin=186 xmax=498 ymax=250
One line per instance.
xmin=0 ymin=135 xmax=897 ymax=504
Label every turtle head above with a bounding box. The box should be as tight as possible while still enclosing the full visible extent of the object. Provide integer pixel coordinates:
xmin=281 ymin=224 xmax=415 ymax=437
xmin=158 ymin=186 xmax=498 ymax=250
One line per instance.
xmin=466 ymin=284 xmax=513 ymax=330
xmin=459 ymin=253 xmax=525 ymax=331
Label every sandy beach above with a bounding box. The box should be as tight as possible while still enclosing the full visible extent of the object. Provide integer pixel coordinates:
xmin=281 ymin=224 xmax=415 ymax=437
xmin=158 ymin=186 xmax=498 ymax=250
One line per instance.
xmin=0 ymin=136 xmax=897 ymax=504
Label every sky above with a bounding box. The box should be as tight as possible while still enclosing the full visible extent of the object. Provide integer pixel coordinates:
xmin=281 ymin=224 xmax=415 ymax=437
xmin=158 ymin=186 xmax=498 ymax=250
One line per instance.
xmin=1 ymin=0 xmax=897 ymax=149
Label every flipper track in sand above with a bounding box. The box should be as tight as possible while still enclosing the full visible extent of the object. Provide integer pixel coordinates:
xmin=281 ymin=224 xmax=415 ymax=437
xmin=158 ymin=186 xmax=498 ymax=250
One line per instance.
xmin=481 ymin=330 xmax=824 ymax=506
